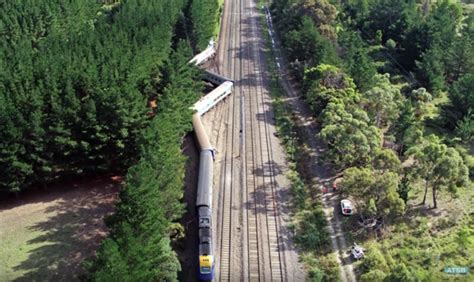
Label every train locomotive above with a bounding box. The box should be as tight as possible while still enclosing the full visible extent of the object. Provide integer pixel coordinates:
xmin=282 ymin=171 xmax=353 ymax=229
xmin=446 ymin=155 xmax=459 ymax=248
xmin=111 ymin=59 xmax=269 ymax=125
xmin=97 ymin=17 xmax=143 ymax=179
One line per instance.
xmin=196 ymin=149 xmax=214 ymax=280
xmin=190 ymin=40 xmax=233 ymax=281
xmin=191 ymin=81 xmax=233 ymax=281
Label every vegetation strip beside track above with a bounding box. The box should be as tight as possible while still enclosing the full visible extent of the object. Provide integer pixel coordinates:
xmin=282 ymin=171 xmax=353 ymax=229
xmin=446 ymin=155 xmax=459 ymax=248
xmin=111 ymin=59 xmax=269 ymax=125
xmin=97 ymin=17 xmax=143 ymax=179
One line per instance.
xmin=256 ymin=1 xmax=341 ymax=280
xmin=265 ymin=0 xmax=474 ymax=281
xmin=214 ymin=0 xmax=225 ymax=41
xmin=190 ymin=0 xmax=225 ymax=51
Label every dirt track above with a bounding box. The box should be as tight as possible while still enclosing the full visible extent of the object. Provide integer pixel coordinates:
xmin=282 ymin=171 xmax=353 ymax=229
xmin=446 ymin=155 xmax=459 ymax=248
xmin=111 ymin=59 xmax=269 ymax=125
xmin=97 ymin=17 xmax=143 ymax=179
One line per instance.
xmin=263 ymin=5 xmax=358 ymax=282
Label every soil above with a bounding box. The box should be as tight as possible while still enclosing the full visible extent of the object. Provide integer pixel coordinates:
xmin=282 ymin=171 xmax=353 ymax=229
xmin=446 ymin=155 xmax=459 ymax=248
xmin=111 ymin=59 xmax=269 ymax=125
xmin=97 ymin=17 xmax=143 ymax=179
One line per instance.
xmin=177 ymin=135 xmax=199 ymax=282
xmin=0 ymin=177 xmax=120 ymax=281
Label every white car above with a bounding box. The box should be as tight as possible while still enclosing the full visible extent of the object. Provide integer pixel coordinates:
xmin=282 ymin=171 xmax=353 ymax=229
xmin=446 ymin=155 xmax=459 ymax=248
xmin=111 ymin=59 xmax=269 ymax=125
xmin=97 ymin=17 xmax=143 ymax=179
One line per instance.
xmin=340 ymin=199 xmax=353 ymax=215
xmin=351 ymin=243 xmax=365 ymax=259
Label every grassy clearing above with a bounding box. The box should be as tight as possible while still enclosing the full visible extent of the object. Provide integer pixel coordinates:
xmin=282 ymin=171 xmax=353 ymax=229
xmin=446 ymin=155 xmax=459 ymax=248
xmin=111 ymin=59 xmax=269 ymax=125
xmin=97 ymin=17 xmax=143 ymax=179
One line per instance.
xmin=335 ymin=161 xmax=473 ymax=278
xmin=0 ymin=179 xmax=119 ymax=281
xmin=256 ymin=2 xmax=339 ymax=280
xmin=213 ymin=0 xmax=225 ymax=41
xmin=342 ymin=176 xmax=474 ymax=280
xmin=0 ymin=207 xmax=53 ymax=280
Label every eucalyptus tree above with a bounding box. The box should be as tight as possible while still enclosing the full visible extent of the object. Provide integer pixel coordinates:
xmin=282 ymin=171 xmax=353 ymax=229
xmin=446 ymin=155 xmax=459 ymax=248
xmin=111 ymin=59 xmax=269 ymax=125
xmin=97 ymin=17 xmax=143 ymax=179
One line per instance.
xmin=341 ymin=166 xmax=405 ymax=219
xmin=362 ymin=73 xmax=402 ymax=128
xmin=408 ymin=135 xmax=468 ymax=208
xmin=320 ymin=101 xmax=382 ymax=170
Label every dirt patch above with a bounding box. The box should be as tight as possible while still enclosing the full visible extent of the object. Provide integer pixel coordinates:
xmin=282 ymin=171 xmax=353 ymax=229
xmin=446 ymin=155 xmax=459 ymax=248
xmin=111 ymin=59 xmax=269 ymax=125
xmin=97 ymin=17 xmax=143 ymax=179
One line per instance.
xmin=0 ymin=177 xmax=120 ymax=281
xmin=177 ymin=135 xmax=199 ymax=282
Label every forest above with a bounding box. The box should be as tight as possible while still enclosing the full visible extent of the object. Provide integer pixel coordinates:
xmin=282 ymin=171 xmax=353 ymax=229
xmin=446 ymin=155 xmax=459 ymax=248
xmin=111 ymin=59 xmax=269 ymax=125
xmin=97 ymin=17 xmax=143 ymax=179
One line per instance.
xmin=1 ymin=0 xmax=219 ymax=280
xmin=270 ymin=0 xmax=473 ymax=280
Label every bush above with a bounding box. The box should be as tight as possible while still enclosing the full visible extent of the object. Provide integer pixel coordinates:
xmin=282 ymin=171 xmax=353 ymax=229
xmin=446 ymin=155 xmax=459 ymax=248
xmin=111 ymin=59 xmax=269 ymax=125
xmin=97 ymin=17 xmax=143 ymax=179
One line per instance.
xmin=294 ymin=208 xmax=329 ymax=250
xmin=361 ymin=245 xmax=389 ymax=273
xmin=318 ymin=254 xmax=340 ymax=281
xmin=308 ymin=265 xmax=324 ymax=282
xmin=360 ymin=269 xmax=386 ymax=281
xmin=302 ymin=254 xmax=340 ymax=282
xmin=288 ymin=170 xmax=307 ymax=210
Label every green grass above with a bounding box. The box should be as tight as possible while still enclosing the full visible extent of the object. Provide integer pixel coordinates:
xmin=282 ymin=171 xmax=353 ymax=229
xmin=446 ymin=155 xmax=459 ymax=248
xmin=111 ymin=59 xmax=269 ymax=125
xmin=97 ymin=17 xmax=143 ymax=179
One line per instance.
xmin=0 ymin=210 xmax=54 ymax=281
xmin=213 ymin=0 xmax=225 ymax=41
xmin=0 ymin=181 xmax=118 ymax=281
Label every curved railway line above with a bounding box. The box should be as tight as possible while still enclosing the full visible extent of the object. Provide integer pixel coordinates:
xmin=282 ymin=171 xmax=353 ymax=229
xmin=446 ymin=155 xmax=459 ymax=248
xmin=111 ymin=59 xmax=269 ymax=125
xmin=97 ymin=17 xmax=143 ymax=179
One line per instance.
xmin=198 ymin=0 xmax=304 ymax=280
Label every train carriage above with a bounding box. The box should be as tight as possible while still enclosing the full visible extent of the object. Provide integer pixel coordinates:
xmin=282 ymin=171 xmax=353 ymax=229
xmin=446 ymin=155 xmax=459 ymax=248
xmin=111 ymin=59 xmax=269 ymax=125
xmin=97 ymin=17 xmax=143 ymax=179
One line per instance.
xmin=190 ymin=41 xmax=234 ymax=281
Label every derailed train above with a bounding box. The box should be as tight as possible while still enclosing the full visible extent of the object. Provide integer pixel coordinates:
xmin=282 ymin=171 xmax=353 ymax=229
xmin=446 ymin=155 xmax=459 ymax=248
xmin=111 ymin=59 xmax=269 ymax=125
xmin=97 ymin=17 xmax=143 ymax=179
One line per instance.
xmin=191 ymin=80 xmax=233 ymax=280
xmin=189 ymin=39 xmax=216 ymax=66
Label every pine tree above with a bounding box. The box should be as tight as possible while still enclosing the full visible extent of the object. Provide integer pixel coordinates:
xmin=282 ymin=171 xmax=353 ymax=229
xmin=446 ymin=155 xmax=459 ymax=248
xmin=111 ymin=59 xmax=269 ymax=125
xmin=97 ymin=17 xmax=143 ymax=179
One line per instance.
xmin=416 ymin=45 xmax=445 ymax=95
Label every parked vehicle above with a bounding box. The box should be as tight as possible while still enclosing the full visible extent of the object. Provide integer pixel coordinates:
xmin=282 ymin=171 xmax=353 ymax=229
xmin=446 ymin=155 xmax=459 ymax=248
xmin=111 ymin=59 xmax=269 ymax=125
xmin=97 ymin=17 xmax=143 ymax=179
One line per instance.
xmin=340 ymin=199 xmax=353 ymax=215
xmin=351 ymin=243 xmax=365 ymax=259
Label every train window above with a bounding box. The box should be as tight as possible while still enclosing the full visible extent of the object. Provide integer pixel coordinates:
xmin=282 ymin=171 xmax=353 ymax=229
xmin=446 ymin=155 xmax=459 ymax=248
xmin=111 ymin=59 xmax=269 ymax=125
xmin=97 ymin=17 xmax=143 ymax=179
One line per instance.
xmin=200 ymin=218 xmax=210 ymax=224
xmin=200 ymin=266 xmax=211 ymax=274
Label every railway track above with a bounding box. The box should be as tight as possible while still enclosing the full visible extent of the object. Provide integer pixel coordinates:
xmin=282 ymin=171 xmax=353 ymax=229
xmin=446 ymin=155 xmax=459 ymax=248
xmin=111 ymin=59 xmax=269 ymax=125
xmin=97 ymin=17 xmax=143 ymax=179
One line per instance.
xmin=243 ymin=0 xmax=286 ymax=280
xmin=215 ymin=0 xmax=242 ymax=279
xmin=199 ymin=0 xmax=304 ymax=280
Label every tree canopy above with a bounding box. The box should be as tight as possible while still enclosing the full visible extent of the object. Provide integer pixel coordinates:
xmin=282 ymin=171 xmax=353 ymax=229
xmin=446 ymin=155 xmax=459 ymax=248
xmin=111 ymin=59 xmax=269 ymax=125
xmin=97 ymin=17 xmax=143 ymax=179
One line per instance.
xmin=87 ymin=42 xmax=202 ymax=281
xmin=0 ymin=0 xmax=189 ymax=193
xmin=190 ymin=0 xmax=220 ymax=51
xmin=341 ymin=167 xmax=405 ymax=218
xmin=1 ymin=0 xmax=215 ymax=279
xmin=407 ymin=135 xmax=469 ymax=209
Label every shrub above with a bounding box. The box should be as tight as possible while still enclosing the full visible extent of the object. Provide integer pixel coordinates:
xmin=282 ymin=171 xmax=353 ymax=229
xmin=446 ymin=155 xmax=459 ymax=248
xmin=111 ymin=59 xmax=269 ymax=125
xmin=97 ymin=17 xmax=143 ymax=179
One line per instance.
xmin=294 ymin=208 xmax=329 ymax=250
xmin=360 ymin=269 xmax=386 ymax=281
xmin=361 ymin=245 xmax=389 ymax=273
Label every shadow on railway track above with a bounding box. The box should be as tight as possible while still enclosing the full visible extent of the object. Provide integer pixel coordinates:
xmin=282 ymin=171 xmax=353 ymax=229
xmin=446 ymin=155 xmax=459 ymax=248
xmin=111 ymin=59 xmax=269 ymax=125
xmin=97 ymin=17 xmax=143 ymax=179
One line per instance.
xmin=245 ymin=186 xmax=302 ymax=258
xmin=255 ymin=109 xmax=275 ymax=125
xmin=253 ymin=160 xmax=283 ymax=177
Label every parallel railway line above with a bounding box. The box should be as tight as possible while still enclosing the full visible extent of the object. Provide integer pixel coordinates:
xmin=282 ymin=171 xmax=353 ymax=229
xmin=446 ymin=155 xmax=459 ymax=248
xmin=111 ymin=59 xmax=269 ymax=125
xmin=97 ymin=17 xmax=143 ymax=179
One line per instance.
xmin=216 ymin=0 xmax=241 ymax=279
xmin=198 ymin=0 xmax=303 ymax=280
xmin=244 ymin=0 xmax=285 ymax=279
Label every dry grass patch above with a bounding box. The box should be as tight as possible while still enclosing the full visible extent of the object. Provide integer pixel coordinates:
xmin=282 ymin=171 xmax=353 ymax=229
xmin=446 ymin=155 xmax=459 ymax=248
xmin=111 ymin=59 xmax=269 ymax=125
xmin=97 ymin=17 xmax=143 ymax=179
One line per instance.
xmin=0 ymin=177 xmax=120 ymax=281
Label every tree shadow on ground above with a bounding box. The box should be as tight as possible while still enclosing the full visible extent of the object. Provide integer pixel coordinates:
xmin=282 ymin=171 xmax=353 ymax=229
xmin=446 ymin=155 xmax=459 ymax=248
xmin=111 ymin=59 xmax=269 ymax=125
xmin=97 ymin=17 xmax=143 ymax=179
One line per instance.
xmin=11 ymin=179 xmax=119 ymax=282
xmin=177 ymin=135 xmax=199 ymax=282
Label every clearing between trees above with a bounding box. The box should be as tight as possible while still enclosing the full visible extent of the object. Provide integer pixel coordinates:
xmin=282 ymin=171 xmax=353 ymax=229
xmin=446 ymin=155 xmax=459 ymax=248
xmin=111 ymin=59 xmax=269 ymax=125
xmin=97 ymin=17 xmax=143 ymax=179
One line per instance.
xmin=0 ymin=177 xmax=119 ymax=281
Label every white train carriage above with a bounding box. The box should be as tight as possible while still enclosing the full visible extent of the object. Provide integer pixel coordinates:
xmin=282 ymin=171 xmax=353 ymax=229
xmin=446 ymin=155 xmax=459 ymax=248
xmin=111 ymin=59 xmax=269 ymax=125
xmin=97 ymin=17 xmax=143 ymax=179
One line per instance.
xmin=189 ymin=39 xmax=216 ymax=66
xmin=192 ymin=81 xmax=233 ymax=116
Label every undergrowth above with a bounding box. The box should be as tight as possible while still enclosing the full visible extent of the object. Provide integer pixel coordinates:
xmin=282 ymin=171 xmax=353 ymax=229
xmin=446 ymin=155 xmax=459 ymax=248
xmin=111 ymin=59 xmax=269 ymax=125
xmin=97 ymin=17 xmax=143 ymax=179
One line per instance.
xmin=257 ymin=2 xmax=340 ymax=280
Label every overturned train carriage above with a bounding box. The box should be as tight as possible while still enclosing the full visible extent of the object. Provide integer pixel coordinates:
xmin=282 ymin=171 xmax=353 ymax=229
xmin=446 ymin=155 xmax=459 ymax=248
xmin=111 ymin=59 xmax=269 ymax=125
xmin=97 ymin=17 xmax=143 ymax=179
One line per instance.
xmin=202 ymin=70 xmax=235 ymax=86
xmin=189 ymin=39 xmax=216 ymax=66
xmin=192 ymin=81 xmax=233 ymax=116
